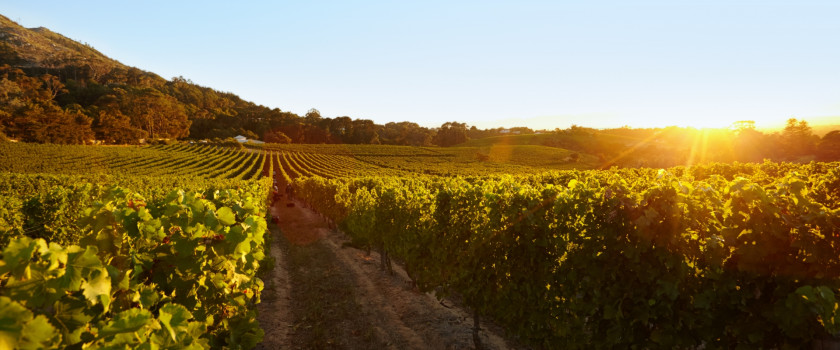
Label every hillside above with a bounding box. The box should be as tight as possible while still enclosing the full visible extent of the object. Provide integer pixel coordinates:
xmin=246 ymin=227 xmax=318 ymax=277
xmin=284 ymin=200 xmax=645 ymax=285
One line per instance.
xmin=0 ymin=15 xmax=120 ymax=77
xmin=0 ymin=15 xmax=438 ymax=146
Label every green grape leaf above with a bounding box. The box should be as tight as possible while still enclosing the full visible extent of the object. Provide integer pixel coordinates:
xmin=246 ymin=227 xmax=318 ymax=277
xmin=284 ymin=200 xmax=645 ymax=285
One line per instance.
xmin=135 ymin=284 xmax=160 ymax=309
xmin=216 ymin=207 xmax=236 ymax=226
xmin=39 ymin=242 xmax=68 ymax=272
xmin=0 ymin=237 xmax=44 ymax=278
xmin=203 ymin=211 xmax=219 ymax=229
xmin=63 ymin=246 xmax=103 ymax=291
xmin=139 ymin=219 xmax=164 ymax=241
xmin=0 ymin=296 xmax=33 ymax=350
xmin=18 ymin=315 xmax=62 ymax=349
xmin=4 ymin=268 xmax=52 ymax=308
xmin=158 ymin=303 xmax=193 ymax=341
xmin=189 ymin=200 xmax=206 ymax=220
xmin=98 ymin=308 xmax=155 ymax=339
xmin=137 ymin=206 xmax=153 ymax=221
xmin=53 ymin=295 xmax=96 ymax=344
xmin=82 ymin=267 xmax=112 ymax=310
xmin=107 ymin=265 xmax=131 ymax=292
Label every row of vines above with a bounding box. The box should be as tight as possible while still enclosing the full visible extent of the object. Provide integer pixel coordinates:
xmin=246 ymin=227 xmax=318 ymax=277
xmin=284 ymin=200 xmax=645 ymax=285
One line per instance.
xmin=0 ymin=143 xmax=269 ymax=180
xmin=292 ymin=162 xmax=840 ymax=349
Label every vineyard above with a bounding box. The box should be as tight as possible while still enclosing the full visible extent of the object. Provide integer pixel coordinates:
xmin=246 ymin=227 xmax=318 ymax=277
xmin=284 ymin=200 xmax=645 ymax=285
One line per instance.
xmin=1 ymin=141 xmax=840 ymax=349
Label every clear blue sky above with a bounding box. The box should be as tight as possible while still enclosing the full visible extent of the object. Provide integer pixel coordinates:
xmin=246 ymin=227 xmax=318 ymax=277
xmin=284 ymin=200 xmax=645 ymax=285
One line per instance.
xmin=4 ymin=1 xmax=840 ymax=129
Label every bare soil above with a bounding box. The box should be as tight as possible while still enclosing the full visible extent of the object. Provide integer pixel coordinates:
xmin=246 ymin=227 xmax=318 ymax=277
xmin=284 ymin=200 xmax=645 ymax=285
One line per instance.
xmin=256 ymin=196 xmax=520 ymax=350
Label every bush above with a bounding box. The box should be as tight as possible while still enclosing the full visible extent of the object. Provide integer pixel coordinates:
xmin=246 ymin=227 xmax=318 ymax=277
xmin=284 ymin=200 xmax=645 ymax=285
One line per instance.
xmin=222 ymin=138 xmax=245 ymax=150
xmin=146 ymin=138 xmax=177 ymax=146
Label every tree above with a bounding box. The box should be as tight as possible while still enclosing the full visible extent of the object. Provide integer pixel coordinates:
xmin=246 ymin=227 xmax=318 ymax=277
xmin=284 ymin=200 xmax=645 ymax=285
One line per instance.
xmin=123 ymin=88 xmax=190 ymax=139
xmin=304 ymin=108 xmax=322 ymax=124
xmin=369 ymin=131 xmax=381 ymax=145
xmin=816 ymin=130 xmax=840 ymax=161
xmin=377 ymin=121 xmax=432 ymax=146
xmin=278 ymin=123 xmax=305 ymax=143
xmin=434 ymin=122 xmax=468 ymax=147
xmin=349 ymin=119 xmax=379 ymax=144
xmin=264 ymin=130 xmax=291 ymax=144
xmin=329 ymin=116 xmax=354 ymax=143
xmin=730 ymin=121 xmax=769 ymax=162
xmin=567 ymin=124 xmax=594 ymax=136
xmin=303 ymin=124 xmax=330 ymax=143
xmin=731 ymin=120 xmax=756 ymax=134
xmin=91 ymin=92 xmax=145 ymax=143
xmin=0 ymin=66 xmax=94 ymax=143
xmin=782 ymin=118 xmax=817 ymax=159
xmin=15 ymin=104 xmax=94 ymax=144
xmin=40 ymin=74 xmax=66 ymax=99
xmin=95 ymin=110 xmax=147 ymax=144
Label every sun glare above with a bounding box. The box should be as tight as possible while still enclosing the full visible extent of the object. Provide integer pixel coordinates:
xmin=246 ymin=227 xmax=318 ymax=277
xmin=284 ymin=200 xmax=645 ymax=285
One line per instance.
xmin=677 ymin=119 xmax=732 ymax=130
xmin=674 ymin=116 xmax=793 ymax=130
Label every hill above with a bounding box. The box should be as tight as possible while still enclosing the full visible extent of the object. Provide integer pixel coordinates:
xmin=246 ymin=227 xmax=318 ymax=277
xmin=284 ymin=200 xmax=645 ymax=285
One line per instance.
xmin=0 ymin=14 xmax=438 ymax=145
xmin=0 ymin=15 xmax=120 ymax=77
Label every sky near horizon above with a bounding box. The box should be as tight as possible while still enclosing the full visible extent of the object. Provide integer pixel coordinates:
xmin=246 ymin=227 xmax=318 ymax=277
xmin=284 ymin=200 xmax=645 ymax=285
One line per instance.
xmin=4 ymin=1 xmax=840 ymax=130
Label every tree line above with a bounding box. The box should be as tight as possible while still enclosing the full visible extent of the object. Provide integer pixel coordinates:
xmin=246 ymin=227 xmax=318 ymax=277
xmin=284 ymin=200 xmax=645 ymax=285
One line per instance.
xmin=0 ymin=59 xmax=837 ymax=164
xmin=588 ymin=119 xmax=840 ymax=165
xmin=0 ymin=59 xmax=476 ymax=147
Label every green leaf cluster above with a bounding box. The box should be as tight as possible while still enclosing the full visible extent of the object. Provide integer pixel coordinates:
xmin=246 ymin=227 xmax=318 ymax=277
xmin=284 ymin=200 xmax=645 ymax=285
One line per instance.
xmin=0 ymin=183 xmax=269 ymax=349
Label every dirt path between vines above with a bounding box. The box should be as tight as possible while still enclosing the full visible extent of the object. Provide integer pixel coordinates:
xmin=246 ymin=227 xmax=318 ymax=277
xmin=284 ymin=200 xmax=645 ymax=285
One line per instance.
xmin=256 ymin=196 xmax=520 ymax=350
